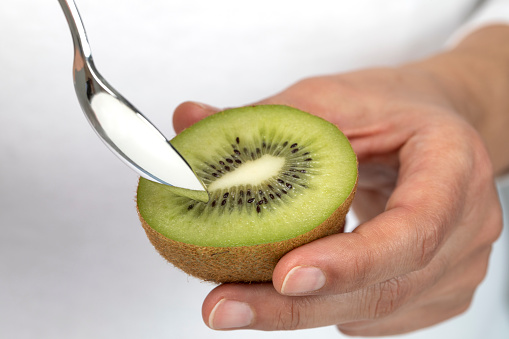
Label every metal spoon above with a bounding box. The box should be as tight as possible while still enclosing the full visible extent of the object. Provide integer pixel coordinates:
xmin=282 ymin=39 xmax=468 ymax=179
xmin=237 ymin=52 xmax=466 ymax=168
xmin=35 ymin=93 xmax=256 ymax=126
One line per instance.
xmin=58 ymin=0 xmax=208 ymax=201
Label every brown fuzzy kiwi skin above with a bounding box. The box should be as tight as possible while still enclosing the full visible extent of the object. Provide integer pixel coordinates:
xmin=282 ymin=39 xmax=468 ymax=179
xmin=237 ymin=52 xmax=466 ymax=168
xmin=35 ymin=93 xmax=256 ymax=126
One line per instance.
xmin=137 ymin=181 xmax=356 ymax=284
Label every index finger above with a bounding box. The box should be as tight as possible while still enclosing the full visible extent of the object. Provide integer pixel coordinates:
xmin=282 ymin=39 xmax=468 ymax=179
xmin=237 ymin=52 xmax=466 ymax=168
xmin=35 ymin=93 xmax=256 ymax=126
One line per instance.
xmin=172 ymin=101 xmax=220 ymax=134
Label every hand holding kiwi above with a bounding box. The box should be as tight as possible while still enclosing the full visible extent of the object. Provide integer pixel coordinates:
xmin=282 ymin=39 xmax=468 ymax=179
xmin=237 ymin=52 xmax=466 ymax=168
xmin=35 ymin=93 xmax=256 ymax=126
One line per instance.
xmin=168 ymin=64 xmax=503 ymax=334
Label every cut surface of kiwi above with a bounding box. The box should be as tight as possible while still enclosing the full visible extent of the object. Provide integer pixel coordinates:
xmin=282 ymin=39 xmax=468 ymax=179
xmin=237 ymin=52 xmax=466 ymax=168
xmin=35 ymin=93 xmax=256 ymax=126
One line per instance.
xmin=136 ymin=105 xmax=357 ymax=282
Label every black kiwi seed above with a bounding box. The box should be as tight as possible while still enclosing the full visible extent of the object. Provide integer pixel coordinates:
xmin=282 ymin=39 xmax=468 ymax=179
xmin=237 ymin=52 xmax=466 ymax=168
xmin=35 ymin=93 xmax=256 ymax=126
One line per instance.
xmin=200 ymin=136 xmax=312 ymax=213
xmin=187 ymin=205 xmax=194 ymax=210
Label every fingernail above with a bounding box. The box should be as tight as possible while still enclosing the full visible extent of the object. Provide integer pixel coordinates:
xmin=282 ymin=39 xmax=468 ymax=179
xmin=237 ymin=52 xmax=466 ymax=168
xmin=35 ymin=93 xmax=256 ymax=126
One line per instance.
xmin=208 ymin=299 xmax=254 ymax=330
xmin=281 ymin=266 xmax=326 ymax=295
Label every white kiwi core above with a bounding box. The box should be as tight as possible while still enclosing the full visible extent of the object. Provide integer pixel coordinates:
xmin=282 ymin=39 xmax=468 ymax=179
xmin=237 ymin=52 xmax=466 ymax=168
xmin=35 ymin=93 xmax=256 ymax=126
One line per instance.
xmin=207 ymin=154 xmax=285 ymax=192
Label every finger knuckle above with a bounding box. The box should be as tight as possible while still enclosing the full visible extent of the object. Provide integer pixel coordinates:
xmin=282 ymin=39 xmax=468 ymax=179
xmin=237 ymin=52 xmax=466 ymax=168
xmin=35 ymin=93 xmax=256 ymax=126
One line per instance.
xmin=484 ymin=206 xmax=503 ymax=245
xmin=365 ymin=276 xmax=412 ymax=319
xmin=470 ymin=247 xmax=493 ymax=287
xmin=446 ymin=293 xmax=475 ymax=320
xmin=348 ymin=246 xmax=377 ymax=290
xmin=273 ymin=298 xmax=309 ymax=331
xmin=413 ymin=216 xmax=444 ymax=270
xmin=456 ymin=294 xmax=475 ymax=315
xmin=462 ymin=126 xmax=494 ymax=190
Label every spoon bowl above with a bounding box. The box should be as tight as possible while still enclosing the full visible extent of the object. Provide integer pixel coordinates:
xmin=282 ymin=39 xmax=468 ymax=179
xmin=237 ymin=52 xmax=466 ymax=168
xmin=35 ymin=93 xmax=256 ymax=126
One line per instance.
xmin=58 ymin=0 xmax=208 ymax=202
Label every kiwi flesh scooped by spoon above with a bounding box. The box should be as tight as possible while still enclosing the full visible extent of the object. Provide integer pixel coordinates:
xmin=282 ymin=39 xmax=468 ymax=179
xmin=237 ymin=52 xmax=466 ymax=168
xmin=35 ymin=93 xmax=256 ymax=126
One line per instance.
xmin=136 ymin=105 xmax=357 ymax=283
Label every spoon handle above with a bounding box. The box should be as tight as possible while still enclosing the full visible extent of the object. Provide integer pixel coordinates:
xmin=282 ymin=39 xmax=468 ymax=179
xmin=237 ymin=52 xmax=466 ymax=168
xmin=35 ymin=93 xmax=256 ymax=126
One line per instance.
xmin=58 ymin=0 xmax=92 ymax=60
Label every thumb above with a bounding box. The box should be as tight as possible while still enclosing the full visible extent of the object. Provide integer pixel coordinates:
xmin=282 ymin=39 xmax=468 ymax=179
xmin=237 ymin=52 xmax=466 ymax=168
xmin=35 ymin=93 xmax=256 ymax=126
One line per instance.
xmin=173 ymin=101 xmax=220 ymax=134
xmin=272 ymin=204 xmax=443 ymax=296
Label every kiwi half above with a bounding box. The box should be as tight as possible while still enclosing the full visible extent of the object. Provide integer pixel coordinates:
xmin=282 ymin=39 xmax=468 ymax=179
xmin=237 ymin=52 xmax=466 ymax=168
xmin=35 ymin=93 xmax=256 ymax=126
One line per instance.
xmin=136 ymin=105 xmax=357 ymax=283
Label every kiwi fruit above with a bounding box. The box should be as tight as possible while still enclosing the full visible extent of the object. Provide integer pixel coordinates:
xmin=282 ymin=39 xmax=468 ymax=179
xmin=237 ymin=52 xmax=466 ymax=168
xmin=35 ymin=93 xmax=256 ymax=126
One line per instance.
xmin=136 ymin=105 xmax=357 ymax=283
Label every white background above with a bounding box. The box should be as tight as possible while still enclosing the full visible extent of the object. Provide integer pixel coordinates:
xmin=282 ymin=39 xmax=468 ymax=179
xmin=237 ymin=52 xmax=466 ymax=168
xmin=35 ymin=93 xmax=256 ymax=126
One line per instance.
xmin=1 ymin=1 xmax=508 ymax=338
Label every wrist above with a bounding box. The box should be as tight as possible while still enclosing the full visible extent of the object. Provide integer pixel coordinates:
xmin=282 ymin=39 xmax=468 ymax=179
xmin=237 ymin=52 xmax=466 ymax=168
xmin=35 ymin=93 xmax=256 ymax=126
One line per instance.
xmin=404 ymin=25 xmax=509 ymax=174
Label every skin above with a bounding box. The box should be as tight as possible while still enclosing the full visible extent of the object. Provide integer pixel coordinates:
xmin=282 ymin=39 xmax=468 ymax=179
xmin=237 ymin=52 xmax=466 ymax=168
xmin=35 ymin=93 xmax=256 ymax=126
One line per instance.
xmin=173 ymin=25 xmax=509 ymax=336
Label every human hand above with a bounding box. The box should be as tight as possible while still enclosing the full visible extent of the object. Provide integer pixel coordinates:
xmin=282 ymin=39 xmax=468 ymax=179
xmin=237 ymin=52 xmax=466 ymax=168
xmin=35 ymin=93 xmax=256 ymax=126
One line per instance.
xmin=172 ymin=35 xmax=506 ymax=335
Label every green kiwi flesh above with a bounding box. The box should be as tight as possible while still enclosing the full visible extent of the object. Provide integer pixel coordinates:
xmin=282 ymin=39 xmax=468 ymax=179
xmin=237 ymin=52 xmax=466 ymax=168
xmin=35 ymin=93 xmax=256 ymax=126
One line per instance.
xmin=136 ymin=105 xmax=357 ymax=282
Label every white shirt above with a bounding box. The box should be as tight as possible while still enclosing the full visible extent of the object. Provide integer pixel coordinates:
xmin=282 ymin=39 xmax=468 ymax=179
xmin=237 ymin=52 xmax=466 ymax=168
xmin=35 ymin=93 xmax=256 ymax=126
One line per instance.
xmin=132 ymin=0 xmax=509 ymax=111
